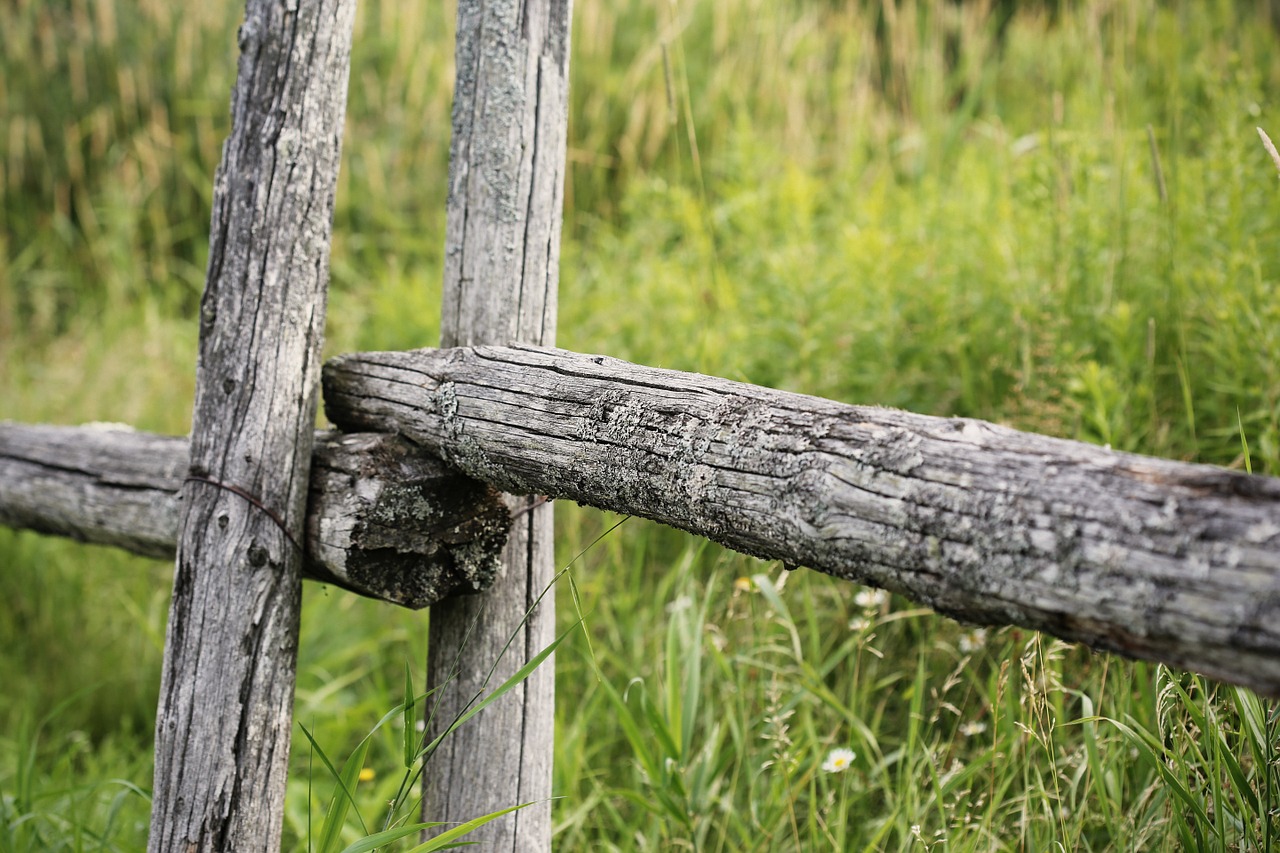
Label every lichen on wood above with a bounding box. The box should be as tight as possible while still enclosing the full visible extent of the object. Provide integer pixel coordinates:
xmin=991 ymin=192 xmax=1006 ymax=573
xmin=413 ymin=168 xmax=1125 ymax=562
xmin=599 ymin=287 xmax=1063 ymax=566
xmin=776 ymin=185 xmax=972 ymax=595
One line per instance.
xmin=422 ymin=0 xmax=572 ymax=848
xmin=0 ymin=422 xmax=509 ymax=609
xmin=305 ymin=431 xmax=509 ymax=606
xmin=324 ymin=342 xmax=1280 ymax=696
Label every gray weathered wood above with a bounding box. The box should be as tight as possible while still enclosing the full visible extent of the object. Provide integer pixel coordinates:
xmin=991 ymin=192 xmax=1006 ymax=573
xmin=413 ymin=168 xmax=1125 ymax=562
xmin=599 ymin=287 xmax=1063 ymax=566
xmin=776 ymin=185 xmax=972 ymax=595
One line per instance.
xmin=148 ymin=0 xmax=356 ymax=848
xmin=0 ymin=423 xmax=185 ymax=560
xmin=306 ymin=431 xmax=509 ymax=607
xmin=424 ymin=0 xmax=570 ymax=847
xmin=0 ymin=423 xmax=509 ymax=608
xmin=324 ymin=343 xmax=1280 ymax=697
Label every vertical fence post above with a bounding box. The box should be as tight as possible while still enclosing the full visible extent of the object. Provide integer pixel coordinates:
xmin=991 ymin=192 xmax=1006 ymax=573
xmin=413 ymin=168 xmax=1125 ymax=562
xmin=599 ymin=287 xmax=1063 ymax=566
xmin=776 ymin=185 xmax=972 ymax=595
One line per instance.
xmin=425 ymin=0 xmax=572 ymax=848
xmin=147 ymin=1 xmax=356 ymax=848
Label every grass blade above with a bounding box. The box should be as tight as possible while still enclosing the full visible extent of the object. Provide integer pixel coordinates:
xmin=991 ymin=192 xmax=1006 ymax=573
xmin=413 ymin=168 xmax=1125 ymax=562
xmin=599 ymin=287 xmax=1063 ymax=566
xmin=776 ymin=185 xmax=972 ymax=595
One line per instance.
xmin=403 ymin=802 xmax=534 ymax=852
xmin=403 ymin=662 xmax=417 ymax=769
xmin=338 ymin=822 xmax=444 ymax=853
xmin=420 ymin=621 xmax=580 ymax=757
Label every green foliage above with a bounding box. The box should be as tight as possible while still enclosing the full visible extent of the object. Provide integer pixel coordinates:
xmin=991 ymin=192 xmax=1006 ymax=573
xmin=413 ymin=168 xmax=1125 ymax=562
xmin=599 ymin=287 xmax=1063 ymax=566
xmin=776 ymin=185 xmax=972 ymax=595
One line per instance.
xmin=0 ymin=710 xmax=152 ymax=852
xmin=4 ymin=0 xmax=1280 ymax=849
xmin=289 ymin=580 xmax=572 ymax=851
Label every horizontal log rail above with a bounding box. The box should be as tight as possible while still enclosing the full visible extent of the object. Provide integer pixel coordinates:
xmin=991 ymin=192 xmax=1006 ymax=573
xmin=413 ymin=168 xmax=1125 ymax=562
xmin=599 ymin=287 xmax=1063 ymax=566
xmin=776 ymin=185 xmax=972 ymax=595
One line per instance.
xmin=324 ymin=343 xmax=1280 ymax=695
xmin=0 ymin=423 xmax=509 ymax=609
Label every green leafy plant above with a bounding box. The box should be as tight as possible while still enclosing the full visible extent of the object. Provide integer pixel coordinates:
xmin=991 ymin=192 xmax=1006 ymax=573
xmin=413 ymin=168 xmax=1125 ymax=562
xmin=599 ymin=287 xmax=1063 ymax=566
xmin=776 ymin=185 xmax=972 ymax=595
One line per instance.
xmin=297 ymin=584 xmax=579 ymax=852
xmin=6 ymin=1 xmax=1280 ymax=850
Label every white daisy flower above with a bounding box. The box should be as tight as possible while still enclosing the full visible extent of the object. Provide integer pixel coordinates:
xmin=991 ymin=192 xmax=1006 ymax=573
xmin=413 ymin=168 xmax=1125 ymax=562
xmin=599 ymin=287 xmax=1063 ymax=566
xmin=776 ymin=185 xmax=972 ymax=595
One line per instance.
xmin=821 ymin=747 xmax=856 ymax=774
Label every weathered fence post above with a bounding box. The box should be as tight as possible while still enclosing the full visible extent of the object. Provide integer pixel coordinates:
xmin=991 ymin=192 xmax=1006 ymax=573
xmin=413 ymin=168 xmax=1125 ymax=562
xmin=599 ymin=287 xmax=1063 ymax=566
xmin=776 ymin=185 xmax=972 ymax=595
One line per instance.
xmin=423 ymin=0 xmax=571 ymax=847
xmin=147 ymin=1 xmax=356 ymax=848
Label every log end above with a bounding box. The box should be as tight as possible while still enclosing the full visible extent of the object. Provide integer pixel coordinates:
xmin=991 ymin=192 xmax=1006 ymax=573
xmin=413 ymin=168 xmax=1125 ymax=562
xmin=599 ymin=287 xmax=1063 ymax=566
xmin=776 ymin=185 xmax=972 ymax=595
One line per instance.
xmin=307 ymin=432 xmax=511 ymax=609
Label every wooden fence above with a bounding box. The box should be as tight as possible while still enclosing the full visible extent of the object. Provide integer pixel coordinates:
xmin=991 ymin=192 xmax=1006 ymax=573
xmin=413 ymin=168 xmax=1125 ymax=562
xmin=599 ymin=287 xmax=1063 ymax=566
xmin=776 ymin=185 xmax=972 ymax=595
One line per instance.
xmin=0 ymin=424 xmax=509 ymax=608
xmin=2 ymin=0 xmax=1279 ymax=850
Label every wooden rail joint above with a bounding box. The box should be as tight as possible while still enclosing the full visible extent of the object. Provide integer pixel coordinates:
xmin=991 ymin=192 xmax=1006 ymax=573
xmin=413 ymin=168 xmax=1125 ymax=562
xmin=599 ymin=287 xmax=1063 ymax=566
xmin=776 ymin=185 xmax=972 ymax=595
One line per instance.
xmin=0 ymin=423 xmax=510 ymax=609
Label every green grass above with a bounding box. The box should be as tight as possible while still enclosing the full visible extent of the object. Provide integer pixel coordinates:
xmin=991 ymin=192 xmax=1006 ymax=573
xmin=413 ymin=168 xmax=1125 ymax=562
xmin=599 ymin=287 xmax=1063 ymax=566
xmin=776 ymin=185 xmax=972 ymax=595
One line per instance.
xmin=3 ymin=0 xmax=1280 ymax=848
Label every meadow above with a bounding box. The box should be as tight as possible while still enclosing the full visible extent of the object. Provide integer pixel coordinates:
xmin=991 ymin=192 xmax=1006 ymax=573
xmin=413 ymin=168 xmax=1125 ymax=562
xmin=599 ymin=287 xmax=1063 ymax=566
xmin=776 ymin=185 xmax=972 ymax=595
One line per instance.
xmin=2 ymin=0 xmax=1280 ymax=848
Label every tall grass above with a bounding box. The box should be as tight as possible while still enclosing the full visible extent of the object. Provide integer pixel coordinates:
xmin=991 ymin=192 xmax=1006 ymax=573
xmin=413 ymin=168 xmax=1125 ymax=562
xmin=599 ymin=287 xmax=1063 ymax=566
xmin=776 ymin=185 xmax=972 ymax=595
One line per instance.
xmin=3 ymin=0 xmax=1280 ymax=848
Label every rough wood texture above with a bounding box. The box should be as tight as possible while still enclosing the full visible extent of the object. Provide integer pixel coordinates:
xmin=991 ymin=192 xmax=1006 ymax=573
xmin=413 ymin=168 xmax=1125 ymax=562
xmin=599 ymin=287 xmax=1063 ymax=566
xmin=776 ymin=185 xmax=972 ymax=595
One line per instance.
xmin=0 ymin=423 xmax=509 ymax=608
xmin=0 ymin=423 xmax=185 ymax=560
xmin=149 ymin=1 xmax=356 ymax=848
xmin=425 ymin=0 xmax=570 ymax=847
xmin=325 ymin=343 xmax=1280 ymax=696
xmin=306 ymin=431 xmax=509 ymax=607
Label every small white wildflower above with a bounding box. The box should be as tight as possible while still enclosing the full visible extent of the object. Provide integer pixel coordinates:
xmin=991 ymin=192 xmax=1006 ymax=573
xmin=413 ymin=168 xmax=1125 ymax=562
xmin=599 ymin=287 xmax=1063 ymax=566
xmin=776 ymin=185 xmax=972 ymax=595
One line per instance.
xmin=939 ymin=758 xmax=965 ymax=785
xmin=415 ymin=719 xmax=426 ymax=733
xmin=958 ymin=628 xmax=988 ymax=654
xmin=665 ymin=595 xmax=693 ymax=614
xmin=960 ymin=720 xmax=987 ymax=738
xmin=854 ymin=588 xmax=889 ymax=610
xmin=821 ymin=747 xmax=856 ymax=774
xmin=847 ymin=616 xmax=870 ymax=632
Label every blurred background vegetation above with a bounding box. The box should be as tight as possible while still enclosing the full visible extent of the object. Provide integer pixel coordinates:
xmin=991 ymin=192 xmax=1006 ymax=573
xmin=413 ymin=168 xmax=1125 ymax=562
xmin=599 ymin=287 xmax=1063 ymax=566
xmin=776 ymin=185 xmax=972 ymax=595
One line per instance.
xmin=3 ymin=0 xmax=1280 ymax=849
